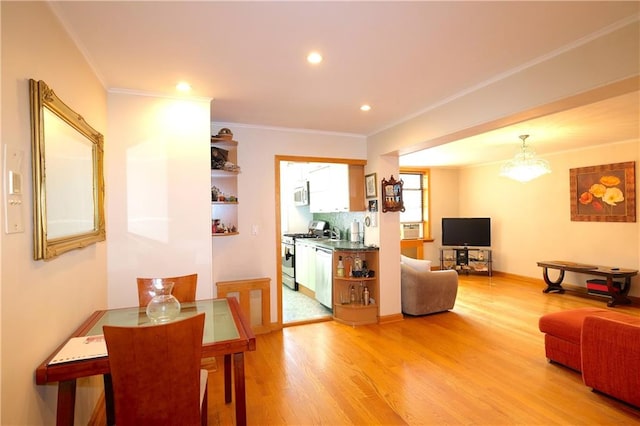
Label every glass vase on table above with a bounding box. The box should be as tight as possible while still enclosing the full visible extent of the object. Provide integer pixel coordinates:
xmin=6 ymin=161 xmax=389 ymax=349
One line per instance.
xmin=146 ymin=280 xmax=181 ymax=323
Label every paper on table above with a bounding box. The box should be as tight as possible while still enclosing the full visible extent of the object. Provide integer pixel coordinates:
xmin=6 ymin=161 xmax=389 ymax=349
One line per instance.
xmin=48 ymin=335 xmax=108 ymax=365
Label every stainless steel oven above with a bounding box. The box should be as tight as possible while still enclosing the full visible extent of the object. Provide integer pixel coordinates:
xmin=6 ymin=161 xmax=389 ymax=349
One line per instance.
xmin=282 ymin=220 xmax=330 ymax=291
xmin=281 ymin=235 xmax=296 ymax=290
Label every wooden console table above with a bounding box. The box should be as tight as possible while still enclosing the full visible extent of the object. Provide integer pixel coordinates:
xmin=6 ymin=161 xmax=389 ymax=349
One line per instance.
xmin=537 ymin=260 xmax=637 ymax=307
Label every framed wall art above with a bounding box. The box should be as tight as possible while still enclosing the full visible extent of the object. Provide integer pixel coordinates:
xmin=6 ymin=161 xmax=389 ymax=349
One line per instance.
xmin=570 ymin=161 xmax=635 ymax=222
xmin=365 ymin=173 xmax=377 ymax=198
xmin=381 ymin=175 xmax=404 ymax=213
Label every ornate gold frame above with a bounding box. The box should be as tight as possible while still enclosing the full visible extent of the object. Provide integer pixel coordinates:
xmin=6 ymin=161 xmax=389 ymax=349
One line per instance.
xmin=29 ymin=79 xmax=106 ymax=260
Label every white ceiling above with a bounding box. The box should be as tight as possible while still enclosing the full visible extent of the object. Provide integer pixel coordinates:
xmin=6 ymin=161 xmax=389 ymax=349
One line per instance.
xmin=400 ymin=90 xmax=640 ymax=167
xmin=50 ymin=1 xmax=639 ymax=166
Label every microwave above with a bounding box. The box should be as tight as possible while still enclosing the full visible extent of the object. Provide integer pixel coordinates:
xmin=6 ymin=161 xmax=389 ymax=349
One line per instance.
xmin=293 ymin=182 xmax=309 ymax=206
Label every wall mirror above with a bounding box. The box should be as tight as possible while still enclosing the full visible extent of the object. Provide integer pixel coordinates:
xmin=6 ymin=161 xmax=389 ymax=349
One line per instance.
xmin=29 ymin=79 xmax=105 ymax=260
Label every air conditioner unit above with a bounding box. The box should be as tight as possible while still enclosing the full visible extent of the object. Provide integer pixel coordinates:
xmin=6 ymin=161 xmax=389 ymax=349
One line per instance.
xmin=401 ymin=223 xmax=421 ymax=239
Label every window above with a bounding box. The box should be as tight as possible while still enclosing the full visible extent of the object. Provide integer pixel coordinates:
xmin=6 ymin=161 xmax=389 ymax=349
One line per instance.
xmin=399 ymin=169 xmax=431 ymax=239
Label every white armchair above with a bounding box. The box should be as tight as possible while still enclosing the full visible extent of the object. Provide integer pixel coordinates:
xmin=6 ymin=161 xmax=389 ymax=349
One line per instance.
xmin=401 ymin=255 xmax=458 ymax=315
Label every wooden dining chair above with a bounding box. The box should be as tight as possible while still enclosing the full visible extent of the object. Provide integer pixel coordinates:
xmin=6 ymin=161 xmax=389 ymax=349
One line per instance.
xmin=103 ymin=313 xmax=208 ymax=426
xmin=137 ymin=273 xmax=198 ymax=307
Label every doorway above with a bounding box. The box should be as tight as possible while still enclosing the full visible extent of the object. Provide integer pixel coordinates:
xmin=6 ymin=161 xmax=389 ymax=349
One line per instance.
xmin=276 ymin=156 xmax=365 ymax=327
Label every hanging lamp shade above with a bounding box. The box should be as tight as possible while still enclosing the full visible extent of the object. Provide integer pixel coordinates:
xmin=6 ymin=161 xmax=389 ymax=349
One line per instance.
xmin=500 ymin=135 xmax=551 ymax=182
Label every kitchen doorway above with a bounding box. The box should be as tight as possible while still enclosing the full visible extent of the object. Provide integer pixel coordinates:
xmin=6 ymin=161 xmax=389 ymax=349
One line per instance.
xmin=276 ymin=155 xmax=366 ymax=327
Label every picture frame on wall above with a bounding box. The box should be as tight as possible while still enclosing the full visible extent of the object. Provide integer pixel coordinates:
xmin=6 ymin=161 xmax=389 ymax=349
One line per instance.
xmin=365 ymin=173 xmax=377 ymax=198
xmin=570 ymin=161 xmax=636 ymax=222
xmin=381 ymin=175 xmax=405 ymax=213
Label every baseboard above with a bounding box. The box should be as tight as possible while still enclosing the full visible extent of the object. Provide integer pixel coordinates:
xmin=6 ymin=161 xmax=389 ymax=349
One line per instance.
xmin=297 ymin=284 xmax=315 ymax=299
xmin=379 ymin=313 xmax=404 ymax=324
xmin=493 ymin=270 xmax=640 ymax=305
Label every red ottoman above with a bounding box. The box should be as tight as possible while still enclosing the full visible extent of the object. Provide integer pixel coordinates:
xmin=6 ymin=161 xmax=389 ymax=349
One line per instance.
xmin=538 ymin=308 xmax=609 ymax=371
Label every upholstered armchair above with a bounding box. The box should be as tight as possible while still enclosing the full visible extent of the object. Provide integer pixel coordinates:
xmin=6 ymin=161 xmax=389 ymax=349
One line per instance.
xmin=400 ymin=254 xmax=458 ymax=315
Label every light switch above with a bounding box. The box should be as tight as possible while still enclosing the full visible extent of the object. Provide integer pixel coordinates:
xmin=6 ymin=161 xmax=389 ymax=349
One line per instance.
xmin=4 ymin=145 xmax=25 ymax=234
xmin=8 ymin=171 xmax=21 ymax=195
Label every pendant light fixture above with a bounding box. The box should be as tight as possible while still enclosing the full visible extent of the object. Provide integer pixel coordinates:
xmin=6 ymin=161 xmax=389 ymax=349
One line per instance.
xmin=500 ymin=134 xmax=551 ymax=182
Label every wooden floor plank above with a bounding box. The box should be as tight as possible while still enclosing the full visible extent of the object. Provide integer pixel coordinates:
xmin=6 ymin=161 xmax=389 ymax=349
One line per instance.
xmin=208 ymin=274 xmax=640 ymax=425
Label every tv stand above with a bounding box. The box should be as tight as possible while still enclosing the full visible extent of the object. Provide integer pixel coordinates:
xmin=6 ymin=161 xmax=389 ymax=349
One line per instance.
xmin=440 ymin=247 xmax=492 ymax=276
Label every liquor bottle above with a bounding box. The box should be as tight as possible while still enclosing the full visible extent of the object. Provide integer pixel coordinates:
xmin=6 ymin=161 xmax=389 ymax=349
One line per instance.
xmin=337 ymin=256 xmax=345 ymax=277
xmin=353 ymin=253 xmax=362 ymax=274
xmin=349 ymin=285 xmax=356 ymax=304
xmin=363 ymin=286 xmax=370 ymax=306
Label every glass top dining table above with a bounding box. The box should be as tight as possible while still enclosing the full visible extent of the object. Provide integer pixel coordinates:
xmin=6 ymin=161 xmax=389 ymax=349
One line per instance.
xmin=86 ymin=298 xmax=241 ymax=342
xmin=35 ymin=297 xmax=255 ymax=426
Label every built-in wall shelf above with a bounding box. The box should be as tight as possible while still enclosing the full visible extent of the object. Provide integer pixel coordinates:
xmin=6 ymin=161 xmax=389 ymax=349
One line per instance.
xmin=211 ymin=132 xmax=240 ymax=235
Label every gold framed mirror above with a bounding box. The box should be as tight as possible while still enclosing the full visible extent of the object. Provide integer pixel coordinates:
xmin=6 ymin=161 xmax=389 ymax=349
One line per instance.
xmin=29 ymin=79 xmax=105 ymax=260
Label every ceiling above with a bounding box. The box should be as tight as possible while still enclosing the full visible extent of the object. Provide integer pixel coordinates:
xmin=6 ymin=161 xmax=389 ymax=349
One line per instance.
xmin=400 ymin=90 xmax=640 ymax=167
xmin=50 ymin=1 xmax=639 ymax=166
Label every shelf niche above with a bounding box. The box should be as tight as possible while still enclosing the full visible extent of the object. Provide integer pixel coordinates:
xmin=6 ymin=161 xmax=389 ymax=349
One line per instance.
xmin=211 ymin=135 xmax=239 ymax=236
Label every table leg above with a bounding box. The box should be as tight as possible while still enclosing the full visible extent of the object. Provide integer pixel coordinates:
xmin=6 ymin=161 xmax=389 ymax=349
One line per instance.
xmin=233 ymin=352 xmax=247 ymax=426
xmin=224 ymin=353 xmax=232 ymax=403
xmin=542 ymin=267 xmax=565 ymax=293
xmin=56 ymin=380 xmax=76 ymax=426
xmin=606 ymin=276 xmax=632 ymax=307
xmin=103 ymin=374 xmax=115 ymax=426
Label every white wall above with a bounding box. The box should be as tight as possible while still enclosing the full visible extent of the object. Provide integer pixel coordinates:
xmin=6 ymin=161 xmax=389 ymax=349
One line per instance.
xmin=106 ymin=92 xmax=213 ymax=308
xmin=423 ymin=168 xmax=459 ymax=263
xmin=209 ymin=124 xmax=366 ymax=322
xmin=1 ymin=2 xmax=107 ymax=424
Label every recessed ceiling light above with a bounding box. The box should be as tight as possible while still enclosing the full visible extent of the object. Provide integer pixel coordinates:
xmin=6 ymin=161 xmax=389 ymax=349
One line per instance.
xmin=360 ymin=104 xmax=371 ymax=112
xmin=307 ymin=51 xmax=323 ymax=64
xmin=176 ymin=81 xmax=191 ymax=92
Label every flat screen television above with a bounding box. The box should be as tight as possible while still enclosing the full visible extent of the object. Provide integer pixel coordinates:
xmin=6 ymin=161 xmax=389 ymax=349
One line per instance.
xmin=441 ymin=217 xmax=491 ymax=247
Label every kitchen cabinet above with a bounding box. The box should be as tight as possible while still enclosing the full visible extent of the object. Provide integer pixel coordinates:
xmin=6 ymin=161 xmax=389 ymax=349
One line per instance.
xmin=332 ymin=248 xmax=379 ymax=325
xmin=295 ymin=240 xmax=316 ymax=292
xmin=211 ymin=136 xmax=239 ymax=236
xmin=308 ymin=164 xmax=365 ymax=212
xmin=315 ymin=247 xmax=333 ymax=308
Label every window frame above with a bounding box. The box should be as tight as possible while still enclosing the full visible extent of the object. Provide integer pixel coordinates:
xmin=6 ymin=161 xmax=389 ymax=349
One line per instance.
xmin=399 ymin=168 xmax=431 ymax=241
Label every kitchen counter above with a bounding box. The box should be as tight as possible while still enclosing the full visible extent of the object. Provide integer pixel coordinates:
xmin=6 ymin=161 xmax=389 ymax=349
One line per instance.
xmin=303 ymin=239 xmax=379 ymax=251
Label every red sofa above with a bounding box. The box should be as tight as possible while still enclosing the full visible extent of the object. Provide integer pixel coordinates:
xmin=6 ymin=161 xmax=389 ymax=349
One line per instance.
xmin=539 ymin=307 xmax=640 ymax=408
xmin=581 ymin=314 xmax=640 ymax=407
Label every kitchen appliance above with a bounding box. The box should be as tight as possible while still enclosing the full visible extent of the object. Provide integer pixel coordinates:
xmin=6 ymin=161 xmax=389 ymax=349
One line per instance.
xmin=281 ymin=235 xmax=296 ymax=290
xmin=350 ymin=220 xmax=362 ymax=242
xmin=308 ymin=220 xmax=330 ymax=238
xmin=281 ymin=220 xmax=330 ymax=290
xmin=401 ymin=223 xmax=421 ymax=239
xmin=293 ymin=182 xmax=309 ymax=206
xmin=314 ymin=247 xmax=333 ymax=308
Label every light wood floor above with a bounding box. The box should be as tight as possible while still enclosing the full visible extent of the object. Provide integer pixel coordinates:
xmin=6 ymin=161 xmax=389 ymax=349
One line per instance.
xmin=208 ymin=274 xmax=640 ymax=425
